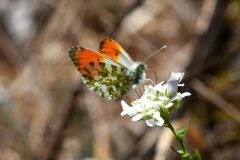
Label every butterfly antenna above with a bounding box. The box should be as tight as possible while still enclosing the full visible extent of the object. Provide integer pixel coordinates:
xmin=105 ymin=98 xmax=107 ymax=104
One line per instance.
xmin=143 ymin=45 xmax=167 ymax=62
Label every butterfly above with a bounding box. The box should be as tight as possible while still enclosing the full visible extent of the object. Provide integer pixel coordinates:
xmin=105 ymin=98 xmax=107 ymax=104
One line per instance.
xmin=68 ymin=38 xmax=148 ymax=100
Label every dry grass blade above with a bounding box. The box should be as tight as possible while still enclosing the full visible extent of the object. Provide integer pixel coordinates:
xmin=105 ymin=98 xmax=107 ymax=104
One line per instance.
xmin=191 ymin=79 xmax=240 ymax=123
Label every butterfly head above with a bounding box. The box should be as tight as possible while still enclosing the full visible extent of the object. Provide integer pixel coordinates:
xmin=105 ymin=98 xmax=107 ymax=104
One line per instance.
xmin=128 ymin=62 xmax=147 ymax=85
xmin=135 ymin=62 xmax=147 ymax=73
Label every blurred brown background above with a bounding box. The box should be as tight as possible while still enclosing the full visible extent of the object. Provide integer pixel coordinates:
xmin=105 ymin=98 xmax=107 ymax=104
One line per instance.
xmin=0 ymin=0 xmax=239 ymax=159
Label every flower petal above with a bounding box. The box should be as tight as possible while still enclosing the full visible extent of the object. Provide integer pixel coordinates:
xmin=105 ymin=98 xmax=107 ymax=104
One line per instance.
xmin=153 ymin=82 xmax=164 ymax=91
xmin=152 ymin=112 xmax=164 ymax=126
xmin=132 ymin=114 xmax=144 ymax=121
xmin=146 ymin=101 xmax=161 ymax=108
xmin=181 ymin=92 xmax=191 ymax=97
xmin=167 ymin=72 xmax=184 ymax=96
xmin=146 ymin=109 xmax=155 ymax=115
xmin=178 ymin=83 xmax=184 ymax=87
xmin=153 ymin=111 xmax=161 ymax=120
xmin=164 ymin=102 xmax=173 ymax=108
xmin=171 ymin=72 xmax=184 ymax=82
xmin=146 ymin=119 xmax=156 ymax=127
xmin=156 ymin=118 xmax=164 ymax=126
xmin=121 ymin=100 xmax=137 ymax=116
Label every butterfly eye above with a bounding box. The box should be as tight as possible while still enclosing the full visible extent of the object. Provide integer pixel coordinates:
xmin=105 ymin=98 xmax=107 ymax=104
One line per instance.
xmin=136 ymin=63 xmax=147 ymax=72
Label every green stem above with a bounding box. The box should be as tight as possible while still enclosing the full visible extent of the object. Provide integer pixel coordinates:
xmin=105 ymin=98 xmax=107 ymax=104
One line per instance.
xmin=165 ymin=119 xmax=191 ymax=160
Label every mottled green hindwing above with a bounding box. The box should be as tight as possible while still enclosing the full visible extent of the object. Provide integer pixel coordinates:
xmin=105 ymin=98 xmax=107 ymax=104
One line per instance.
xmin=82 ymin=62 xmax=135 ymax=100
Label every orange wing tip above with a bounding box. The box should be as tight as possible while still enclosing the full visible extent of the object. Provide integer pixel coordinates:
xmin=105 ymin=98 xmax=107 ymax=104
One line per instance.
xmin=69 ymin=46 xmax=87 ymax=58
xmin=99 ymin=37 xmax=113 ymax=49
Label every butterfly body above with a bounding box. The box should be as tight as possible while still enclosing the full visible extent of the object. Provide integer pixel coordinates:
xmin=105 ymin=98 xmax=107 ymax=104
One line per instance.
xmin=69 ymin=38 xmax=147 ymax=100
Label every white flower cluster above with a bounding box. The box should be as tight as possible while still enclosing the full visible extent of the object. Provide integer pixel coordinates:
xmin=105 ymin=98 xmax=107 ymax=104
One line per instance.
xmin=121 ymin=72 xmax=191 ymax=127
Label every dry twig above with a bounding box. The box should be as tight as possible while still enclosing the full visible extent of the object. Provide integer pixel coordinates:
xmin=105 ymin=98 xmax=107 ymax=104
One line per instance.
xmin=191 ymin=79 xmax=240 ymax=123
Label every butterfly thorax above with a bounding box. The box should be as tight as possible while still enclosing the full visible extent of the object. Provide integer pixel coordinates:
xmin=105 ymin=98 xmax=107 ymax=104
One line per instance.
xmin=127 ymin=62 xmax=147 ymax=87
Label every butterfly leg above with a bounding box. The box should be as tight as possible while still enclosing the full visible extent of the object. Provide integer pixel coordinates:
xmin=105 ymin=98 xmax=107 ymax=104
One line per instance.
xmin=134 ymin=89 xmax=141 ymax=98
xmin=154 ymin=70 xmax=158 ymax=83
xmin=146 ymin=69 xmax=157 ymax=84
xmin=138 ymin=88 xmax=143 ymax=96
xmin=143 ymin=78 xmax=154 ymax=85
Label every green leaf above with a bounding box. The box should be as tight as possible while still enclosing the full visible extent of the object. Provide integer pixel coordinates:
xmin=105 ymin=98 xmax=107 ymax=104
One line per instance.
xmin=176 ymin=119 xmax=191 ymax=139
xmin=176 ymin=128 xmax=187 ymax=138
xmin=183 ymin=153 xmax=191 ymax=159
xmin=176 ymin=150 xmax=191 ymax=159
xmin=193 ymin=149 xmax=201 ymax=160
xmin=177 ymin=150 xmax=185 ymax=157
xmin=177 ymin=149 xmax=184 ymax=155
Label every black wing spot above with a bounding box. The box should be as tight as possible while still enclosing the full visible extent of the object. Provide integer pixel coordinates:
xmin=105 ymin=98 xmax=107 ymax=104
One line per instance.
xmin=68 ymin=46 xmax=78 ymax=56
xmin=89 ymin=62 xmax=94 ymax=67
